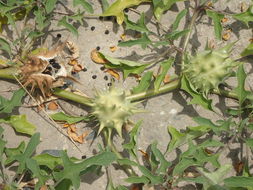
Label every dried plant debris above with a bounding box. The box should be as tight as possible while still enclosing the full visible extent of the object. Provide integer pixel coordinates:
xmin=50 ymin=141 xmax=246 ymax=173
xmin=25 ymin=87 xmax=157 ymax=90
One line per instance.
xmin=19 ymin=40 xmax=81 ymax=97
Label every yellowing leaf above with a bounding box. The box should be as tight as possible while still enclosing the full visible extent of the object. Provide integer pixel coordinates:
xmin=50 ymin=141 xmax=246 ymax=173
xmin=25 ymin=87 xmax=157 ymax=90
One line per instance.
xmin=105 ymin=69 xmax=120 ymax=80
xmin=101 ymin=0 xmax=150 ymax=24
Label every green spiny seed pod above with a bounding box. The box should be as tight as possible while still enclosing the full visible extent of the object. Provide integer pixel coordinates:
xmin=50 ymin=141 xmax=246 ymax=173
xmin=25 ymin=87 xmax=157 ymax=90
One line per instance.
xmin=183 ymin=43 xmax=238 ymax=96
xmin=91 ymin=87 xmax=139 ymax=137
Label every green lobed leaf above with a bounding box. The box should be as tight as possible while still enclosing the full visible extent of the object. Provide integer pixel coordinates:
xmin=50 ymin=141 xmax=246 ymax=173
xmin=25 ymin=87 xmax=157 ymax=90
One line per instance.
xmin=118 ymin=33 xmax=152 ymax=49
xmin=34 ymin=9 xmax=48 ymax=31
xmin=50 ymin=112 xmax=89 ymax=124
xmin=26 ymin=158 xmax=50 ymax=189
xmin=154 ymin=58 xmax=174 ymax=91
xmin=45 ymin=0 xmax=58 ymax=13
xmin=233 ymin=5 xmax=253 ymax=27
xmin=165 ymin=29 xmax=190 ymax=41
xmin=53 ymin=150 xmax=116 ymax=189
xmin=152 ymin=0 xmax=186 ymax=21
xmin=33 ymin=153 xmax=63 ymax=170
xmin=58 ymin=16 xmax=78 ymax=37
xmin=197 ymin=164 xmax=232 ymax=185
xmin=245 ymin=138 xmax=253 ymax=149
xmin=166 ymin=126 xmax=186 ymax=153
xmin=241 ymin=43 xmax=253 ymax=57
xmin=122 ymin=121 xmax=142 ymax=159
xmin=73 ymin=0 xmax=94 ymax=13
xmin=101 ymin=0 xmax=150 ymax=24
xmin=0 ymin=115 xmax=36 ymax=135
xmin=206 ymin=10 xmax=224 ymax=40
xmin=124 ymin=13 xmax=150 ymax=33
xmin=14 ymin=133 xmax=40 ymax=174
xmin=132 ymin=71 xmax=153 ymax=94
xmin=172 ymin=9 xmax=187 ymax=31
xmin=0 ymin=88 xmax=26 ymax=113
xmin=224 ymin=176 xmax=253 ymax=187
xmin=4 ymin=141 xmax=25 ymax=165
xmin=151 ymin=141 xmax=171 ymax=174
xmin=233 ymin=64 xmax=251 ymax=106
xmin=101 ymin=0 xmax=109 ymax=12
xmin=181 ymin=75 xmax=213 ymax=111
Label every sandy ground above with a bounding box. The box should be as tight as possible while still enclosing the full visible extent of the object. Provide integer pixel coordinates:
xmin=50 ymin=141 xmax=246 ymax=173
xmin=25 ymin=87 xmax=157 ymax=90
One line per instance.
xmin=0 ymin=0 xmax=252 ymax=189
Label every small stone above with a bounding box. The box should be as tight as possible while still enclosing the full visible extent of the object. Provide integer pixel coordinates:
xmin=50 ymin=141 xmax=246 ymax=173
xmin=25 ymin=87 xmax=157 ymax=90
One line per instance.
xmin=105 ymin=30 xmax=109 ymax=35
xmin=92 ymin=75 xmax=97 ymax=79
xmin=91 ymin=26 xmax=95 ymax=31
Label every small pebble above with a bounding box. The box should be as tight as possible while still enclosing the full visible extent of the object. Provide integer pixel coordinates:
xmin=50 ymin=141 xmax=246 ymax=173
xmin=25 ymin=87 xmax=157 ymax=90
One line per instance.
xmin=91 ymin=26 xmax=95 ymax=31
xmin=105 ymin=30 xmax=109 ymax=35
xmin=100 ymin=66 xmax=105 ymax=71
xmin=92 ymin=75 xmax=97 ymax=79
xmin=96 ymin=46 xmax=100 ymax=51
xmin=107 ymin=82 xmax=112 ymax=86
xmin=104 ymin=76 xmax=108 ymax=81
xmin=57 ymin=33 xmax=62 ymax=38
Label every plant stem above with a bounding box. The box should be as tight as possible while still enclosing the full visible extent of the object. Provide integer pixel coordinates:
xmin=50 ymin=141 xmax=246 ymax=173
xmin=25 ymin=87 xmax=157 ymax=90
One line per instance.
xmin=126 ymin=79 xmax=181 ymax=102
xmin=0 ymin=67 xmax=18 ymax=80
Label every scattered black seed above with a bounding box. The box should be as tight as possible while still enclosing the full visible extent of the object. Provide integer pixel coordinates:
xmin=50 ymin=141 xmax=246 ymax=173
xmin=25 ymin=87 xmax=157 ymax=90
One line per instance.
xmin=49 ymin=59 xmax=56 ymax=64
xmin=100 ymin=66 xmax=105 ymax=71
xmin=52 ymin=62 xmax=61 ymax=69
xmin=118 ymin=40 xmax=122 ymax=43
xmin=82 ymin=155 xmax=87 ymax=159
xmin=91 ymin=26 xmax=95 ymax=31
xmin=105 ymin=30 xmax=109 ymax=35
xmin=57 ymin=33 xmax=62 ymax=38
xmin=92 ymin=75 xmax=97 ymax=79
xmin=46 ymin=66 xmax=52 ymax=71
xmin=71 ymin=71 xmax=77 ymax=75
xmin=107 ymin=82 xmax=112 ymax=86
xmin=96 ymin=46 xmax=100 ymax=51
xmin=42 ymin=71 xmax=51 ymax=75
xmin=104 ymin=75 xmax=108 ymax=81
xmin=82 ymin=67 xmax=87 ymax=72
xmin=124 ymin=8 xmax=129 ymax=13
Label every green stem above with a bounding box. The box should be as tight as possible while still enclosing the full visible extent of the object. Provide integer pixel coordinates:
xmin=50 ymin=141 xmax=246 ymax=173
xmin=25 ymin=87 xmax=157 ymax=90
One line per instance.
xmin=126 ymin=79 xmax=180 ymax=102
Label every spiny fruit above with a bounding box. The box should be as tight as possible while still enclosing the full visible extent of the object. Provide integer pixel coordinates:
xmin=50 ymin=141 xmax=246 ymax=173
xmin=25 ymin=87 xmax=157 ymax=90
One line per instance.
xmin=183 ymin=43 xmax=239 ymax=96
xmin=91 ymin=87 xmax=139 ymax=137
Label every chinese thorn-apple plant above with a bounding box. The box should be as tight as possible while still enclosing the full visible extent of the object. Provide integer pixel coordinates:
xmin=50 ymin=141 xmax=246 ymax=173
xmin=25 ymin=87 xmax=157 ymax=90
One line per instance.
xmin=1 ymin=0 xmax=253 ymax=190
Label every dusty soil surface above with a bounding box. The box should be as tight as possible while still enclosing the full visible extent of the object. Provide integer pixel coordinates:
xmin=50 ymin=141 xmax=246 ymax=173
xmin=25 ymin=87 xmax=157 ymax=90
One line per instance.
xmin=0 ymin=0 xmax=252 ymax=189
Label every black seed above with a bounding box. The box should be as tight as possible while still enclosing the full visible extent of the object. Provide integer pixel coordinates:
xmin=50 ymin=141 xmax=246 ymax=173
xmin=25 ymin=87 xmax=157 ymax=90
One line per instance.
xmin=105 ymin=30 xmax=109 ymax=35
xmin=124 ymin=8 xmax=129 ymax=13
xmin=92 ymin=75 xmax=97 ymax=79
xmin=107 ymin=82 xmax=112 ymax=86
xmin=91 ymin=26 xmax=95 ymax=31
xmin=99 ymin=16 xmax=103 ymax=21
xmin=52 ymin=62 xmax=61 ymax=69
xmin=104 ymin=76 xmax=108 ymax=81
xmin=96 ymin=46 xmax=100 ymax=51
xmin=46 ymin=66 xmax=52 ymax=71
xmin=42 ymin=71 xmax=51 ymax=75
xmin=49 ymin=59 xmax=56 ymax=64
xmin=71 ymin=71 xmax=77 ymax=75
xmin=100 ymin=66 xmax=105 ymax=71
xmin=82 ymin=67 xmax=87 ymax=72
xmin=57 ymin=33 xmax=62 ymax=38
xmin=82 ymin=155 xmax=87 ymax=159
xmin=118 ymin=40 xmax=122 ymax=43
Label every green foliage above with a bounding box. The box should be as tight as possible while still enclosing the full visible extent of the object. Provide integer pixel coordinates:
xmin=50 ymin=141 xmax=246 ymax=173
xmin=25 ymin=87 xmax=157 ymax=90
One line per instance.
xmin=206 ymin=10 xmax=224 ymax=40
xmin=50 ymin=112 xmax=90 ymax=124
xmin=132 ymin=71 xmax=153 ymax=94
xmin=233 ymin=5 xmax=253 ymax=27
xmin=0 ymin=88 xmax=26 ymax=113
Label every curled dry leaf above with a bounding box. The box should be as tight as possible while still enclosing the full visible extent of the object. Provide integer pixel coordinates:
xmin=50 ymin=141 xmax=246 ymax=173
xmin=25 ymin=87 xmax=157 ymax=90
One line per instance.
xmin=234 ymin=161 xmax=244 ymax=174
xmin=66 ymin=41 xmax=79 ymax=60
xmin=67 ymin=127 xmax=84 ymax=144
xmin=120 ymin=33 xmax=126 ymax=41
xmin=109 ymin=46 xmax=117 ymax=52
xmin=222 ymin=31 xmax=231 ymax=41
xmin=221 ymin=17 xmax=228 ymax=23
xmin=105 ymin=69 xmax=120 ymax=80
xmin=73 ymin=64 xmax=83 ymax=72
xmin=90 ymin=49 xmax=108 ymax=64
xmin=48 ymin=101 xmax=58 ymax=110
xmin=163 ymin=74 xmax=170 ymax=84
xmin=40 ymin=185 xmax=48 ymax=190
xmin=68 ymin=59 xmax=78 ymax=66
